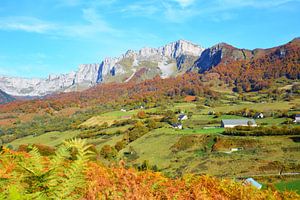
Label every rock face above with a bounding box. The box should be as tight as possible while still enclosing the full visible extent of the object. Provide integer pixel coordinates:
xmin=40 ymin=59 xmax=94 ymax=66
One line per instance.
xmin=191 ymin=43 xmax=252 ymax=73
xmin=0 ymin=40 xmax=204 ymax=96
xmin=0 ymin=89 xmax=15 ymax=104
xmin=0 ymin=38 xmax=298 ymax=97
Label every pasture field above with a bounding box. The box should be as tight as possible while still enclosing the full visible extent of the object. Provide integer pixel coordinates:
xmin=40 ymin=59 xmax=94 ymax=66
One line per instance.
xmin=8 ymin=130 xmax=80 ymax=148
xmin=200 ymin=99 xmax=300 ymax=114
xmin=80 ymin=110 xmax=135 ymax=127
xmin=275 ymin=179 xmax=300 ymax=194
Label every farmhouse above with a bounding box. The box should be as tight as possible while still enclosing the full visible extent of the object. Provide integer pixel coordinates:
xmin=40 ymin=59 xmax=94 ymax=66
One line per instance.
xmin=294 ymin=114 xmax=300 ymax=123
xmin=172 ymin=123 xmax=183 ymax=129
xmin=254 ymin=112 xmax=264 ymax=119
xmin=178 ymin=114 xmax=188 ymax=121
xmin=221 ymin=119 xmax=257 ymax=128
xmin=243 ymin=178 xmax=262 ymax=189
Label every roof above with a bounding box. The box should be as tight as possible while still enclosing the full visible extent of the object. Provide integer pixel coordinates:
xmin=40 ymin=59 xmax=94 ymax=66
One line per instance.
xmin=254 ymin=112 xmax=263 ymax=116
xmin=172 ymin=123 xmax=182 ymax=127
xmin=178 ymin=114 xmax=187 ymax=118
xmin=296 ymin=114 xmax=300 ymax=117
xmin=245 ymin=178 xmax=262 ymax=189
xmin=184 ymin=95 xmax=197 ymax=102
xmin=221 ymin=119 xmax=256 ymax=126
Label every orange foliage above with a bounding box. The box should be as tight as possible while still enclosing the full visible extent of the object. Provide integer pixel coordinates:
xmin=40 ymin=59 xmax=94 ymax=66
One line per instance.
xmin=184 ymin=95 xmax=197 ymax=102
xmin=211 ymin=39 xmax=300 ymax=91
xmin=84 ymin=161 xmax=299 ymax=200
xmin=0 ymin=149 xmax=298 ymax=199
xmin=0 ymin=73 xmax=213 ymax=113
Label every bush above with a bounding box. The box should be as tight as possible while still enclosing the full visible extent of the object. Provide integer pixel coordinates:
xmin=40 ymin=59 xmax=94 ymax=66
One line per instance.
xmin=115 ymin=140 xmax=126 ymax=151
xmin=18 ymin=144 xmax=56 ymax=156
xmin=224 ymin=126 xmax=300 ymax=136
xmin=100 ymin=145 xmax=117 ymax=159
xmin=137 ymin=111 xmax=147 ymax=119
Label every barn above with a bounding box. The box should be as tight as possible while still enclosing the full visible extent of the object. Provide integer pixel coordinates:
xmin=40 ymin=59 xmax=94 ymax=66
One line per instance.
xmin=221 ymin=119 xmax=257 ymax=128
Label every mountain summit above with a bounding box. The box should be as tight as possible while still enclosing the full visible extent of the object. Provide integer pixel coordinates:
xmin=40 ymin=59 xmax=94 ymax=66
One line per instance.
xmin=0 ymin=38 xmax=299 ymax=97
xmin=0 ymin=40 xmax=204 ymax=96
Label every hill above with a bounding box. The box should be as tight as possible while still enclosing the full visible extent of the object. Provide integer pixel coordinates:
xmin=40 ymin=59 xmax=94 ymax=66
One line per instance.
xmin=206 ymin=38 xmax=300 ymax=91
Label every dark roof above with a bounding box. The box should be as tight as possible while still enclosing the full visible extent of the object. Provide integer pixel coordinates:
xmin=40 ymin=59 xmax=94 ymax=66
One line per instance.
xmin=221 ymin=119 xmax=256 ymax=126
xmin=178 ymin=114 xmax=187 ymax=118
xmin=254 ymin=112 xmax=263 ymax=116
xmin=172 ymin=123 xmax=182 ymax=127
xmin=296 ymin=114 xmax=300 ymax=117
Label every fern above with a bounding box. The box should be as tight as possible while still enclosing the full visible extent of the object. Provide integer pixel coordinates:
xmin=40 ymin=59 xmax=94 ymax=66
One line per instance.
xmin=0 ymin=138 xmax=93 ymax=200
xmin=48 ymin=138 xmax=93 ymax=199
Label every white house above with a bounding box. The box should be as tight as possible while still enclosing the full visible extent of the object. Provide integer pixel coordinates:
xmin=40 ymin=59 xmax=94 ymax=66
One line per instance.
xmin=172 ymin=123 xmax=183 ymax=129
xmin=294 ymin=114 xmax=300 ymax=123
xmin=221 ymin=119 xmax=257 ymax=128
xmin=178 ymin=114 xmax=188 ymax=121
xmin=243 ymin=178 xmax=262 ymax=189
xmin=230 ymin=147 xmax=243 ymax=152
xmin=120 ymin=109 xmax=127 ymax=112
xmin=254 ymin=112 xmax=264 ymax=119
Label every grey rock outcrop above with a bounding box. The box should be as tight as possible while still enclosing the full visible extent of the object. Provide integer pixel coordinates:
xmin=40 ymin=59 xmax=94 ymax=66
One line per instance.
xmin=0 ymin=40 xmax=204 ymax=96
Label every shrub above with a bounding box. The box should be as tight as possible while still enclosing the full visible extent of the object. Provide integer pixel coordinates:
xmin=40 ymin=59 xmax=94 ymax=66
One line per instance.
xmin=18 ymin=144 xmax=56 ymax=156
xmin=100 ymin=145 xmax=117 ymax=159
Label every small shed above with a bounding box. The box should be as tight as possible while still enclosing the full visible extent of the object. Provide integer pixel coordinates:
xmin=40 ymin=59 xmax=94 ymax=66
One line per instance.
xmin=243 ymin=178 xmax=262 ymax=189
xmin=230 ymin=147 xmax=243 ymax=152
xmin=294 ymin=114 xmax=300 ymax=123
xmin=172 ymin=123 xmax=183 ymax=129
xmin=120 ymin=109 xmax=127 ymax=112
xmin=221 ymin=119 xmax=257 ymax=128
xmin=178 ymin=114 xmax=188 ymax=121
xmin=254 ymin=113 xmax=264 ymax=119
xmin=184 ymin=95 xmax=197 ymax=102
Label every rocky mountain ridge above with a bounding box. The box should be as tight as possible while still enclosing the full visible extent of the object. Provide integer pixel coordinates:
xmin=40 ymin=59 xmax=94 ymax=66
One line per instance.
xmin=1 ymin=38 xmax=299 ymax=97
xmin=0 ymin=40 xmax=204 ymax=96
xmin=0 ymin=89 xmax=15 ymax=104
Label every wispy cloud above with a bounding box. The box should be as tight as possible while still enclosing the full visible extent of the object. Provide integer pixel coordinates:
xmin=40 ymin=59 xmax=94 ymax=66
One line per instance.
xmin=173 ymin=0 xmax=196 ymax=8
xmin=215 ymin=0 xmax=300 ymax=9
xmin=119 ymin=0 xmax=300 ymax=23
xmin=0 ymin=8 xmax=119 ymax=39
xmin=62 ymin=8 xmax=119 ymax=38
xmin=0 ymin=17 xmax=56 ymax=33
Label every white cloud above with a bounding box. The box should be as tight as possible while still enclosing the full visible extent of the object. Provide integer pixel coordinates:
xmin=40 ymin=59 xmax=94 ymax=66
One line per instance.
xmin=215 ymin=0 xmax=300 ymax=9
xmin=173 ymin=0 xmax=196 ymax=8
xmin=0 ymin=9 xmax=119 ymax=39
xmin=0 ymin=17 xmax=56 ymax=33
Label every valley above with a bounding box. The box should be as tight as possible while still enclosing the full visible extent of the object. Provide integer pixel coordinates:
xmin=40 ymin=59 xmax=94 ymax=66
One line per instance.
xmin=1 ymin=78 xmax=300 ymax=196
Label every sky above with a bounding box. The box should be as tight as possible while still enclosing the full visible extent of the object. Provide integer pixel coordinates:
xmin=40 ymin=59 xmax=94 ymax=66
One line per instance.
xmin=0 ymin=0 xmax=300 ymax=78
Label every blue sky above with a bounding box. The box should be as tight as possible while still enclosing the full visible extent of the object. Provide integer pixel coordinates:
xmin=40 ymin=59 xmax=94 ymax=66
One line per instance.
xmin=0 ymin=0 xmax=300 ymax=78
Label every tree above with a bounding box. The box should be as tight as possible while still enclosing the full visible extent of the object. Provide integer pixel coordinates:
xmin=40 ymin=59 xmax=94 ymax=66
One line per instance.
xmin=247 ymin=121 xmax=253 ymax=126
xmin=137 ymin=111 xmax=147 ymax=119
xmin=100 ymin=145 xmax=117 ymax=159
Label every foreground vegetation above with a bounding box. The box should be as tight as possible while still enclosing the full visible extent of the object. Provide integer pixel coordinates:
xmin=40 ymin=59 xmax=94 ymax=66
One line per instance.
xmin=0 ymin=139 xmax=299 ymax=199
xmin=0 ymin=72 xmax=299 ymax=197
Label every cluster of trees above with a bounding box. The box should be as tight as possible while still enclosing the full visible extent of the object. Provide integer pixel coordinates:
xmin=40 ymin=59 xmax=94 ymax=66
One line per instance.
xmin=211 ymin=39 xmax=300 ymax=92
xmin=0 ymin=73 xmax=217 ymax=114
xmin=224 ymin=126 xmax=300 ymax=136
xmin=0 ymin=138 xmax=298 ymax=199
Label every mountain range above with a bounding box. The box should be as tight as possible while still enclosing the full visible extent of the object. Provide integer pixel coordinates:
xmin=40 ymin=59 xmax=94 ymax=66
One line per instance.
xmin=0 ymin=38 xmax=299 ymax=98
